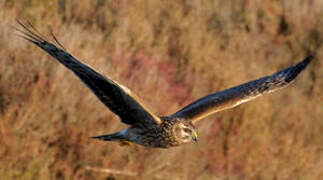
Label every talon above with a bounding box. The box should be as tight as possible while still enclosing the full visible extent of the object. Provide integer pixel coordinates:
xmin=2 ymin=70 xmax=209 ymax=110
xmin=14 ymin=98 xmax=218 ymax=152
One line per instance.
xmin=119 ymin=140 xmax=134 ymax=146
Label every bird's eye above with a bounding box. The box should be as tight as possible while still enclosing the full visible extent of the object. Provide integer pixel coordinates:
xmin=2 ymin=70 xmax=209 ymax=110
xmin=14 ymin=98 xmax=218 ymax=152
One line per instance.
xmin=183 ymin=128 xmax=191 ymax=133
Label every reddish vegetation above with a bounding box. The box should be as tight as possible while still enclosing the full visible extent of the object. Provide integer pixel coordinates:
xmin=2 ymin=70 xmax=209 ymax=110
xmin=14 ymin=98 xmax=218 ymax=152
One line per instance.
xmin=0 ymin=1 xmax=322 ymax=179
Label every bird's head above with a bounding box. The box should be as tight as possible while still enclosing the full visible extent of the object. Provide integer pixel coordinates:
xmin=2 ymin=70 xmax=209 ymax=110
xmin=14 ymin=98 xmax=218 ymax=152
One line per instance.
xmin=173 ymin=121 xmax=198 ymax=144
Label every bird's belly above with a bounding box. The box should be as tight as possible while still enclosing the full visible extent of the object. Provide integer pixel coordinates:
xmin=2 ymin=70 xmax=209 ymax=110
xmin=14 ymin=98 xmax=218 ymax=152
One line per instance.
xmin=126 ymin=127 xmax=179 ymax=148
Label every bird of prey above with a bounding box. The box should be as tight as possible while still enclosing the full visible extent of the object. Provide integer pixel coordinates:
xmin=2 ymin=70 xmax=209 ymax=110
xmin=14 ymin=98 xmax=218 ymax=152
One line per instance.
xmin=16 ymin=20 xmax=313 ymax=148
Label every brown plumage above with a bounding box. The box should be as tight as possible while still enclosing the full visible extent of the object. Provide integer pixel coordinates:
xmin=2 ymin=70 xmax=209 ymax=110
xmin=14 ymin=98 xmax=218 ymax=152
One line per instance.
xmin=16 ymin=20 xmax=313 ymax=148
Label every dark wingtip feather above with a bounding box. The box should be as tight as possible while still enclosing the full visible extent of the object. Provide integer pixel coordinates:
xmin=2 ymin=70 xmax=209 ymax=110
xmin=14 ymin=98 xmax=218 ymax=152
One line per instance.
xmin=90 ymin=136 xmax=100 ymax=139
xmin=16 ymin=19 xmax=46 ymax=43
xmin=285 ymin=55 xmax=314 ymax=82
xmin=90 ymin=135 xmax=105 ymax=140
xmin=90 ymin=135 xmax=112 ymax=141
xmin=296 ymin=55 xmax=314 ymax=70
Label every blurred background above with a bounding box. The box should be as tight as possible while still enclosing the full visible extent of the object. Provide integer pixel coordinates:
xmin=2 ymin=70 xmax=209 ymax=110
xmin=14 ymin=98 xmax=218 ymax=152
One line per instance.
xmin=0 ymin=0 xmax=322 ymax=179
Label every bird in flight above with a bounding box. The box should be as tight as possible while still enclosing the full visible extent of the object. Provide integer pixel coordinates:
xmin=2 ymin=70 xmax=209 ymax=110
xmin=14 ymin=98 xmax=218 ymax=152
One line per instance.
xmin=16 ymin=20 xmax=313 ymax=148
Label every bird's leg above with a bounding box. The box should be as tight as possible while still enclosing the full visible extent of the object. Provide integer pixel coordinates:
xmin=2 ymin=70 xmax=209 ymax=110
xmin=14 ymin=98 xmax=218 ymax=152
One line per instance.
xmin=119 ymin=140 xmax=134 ymax=146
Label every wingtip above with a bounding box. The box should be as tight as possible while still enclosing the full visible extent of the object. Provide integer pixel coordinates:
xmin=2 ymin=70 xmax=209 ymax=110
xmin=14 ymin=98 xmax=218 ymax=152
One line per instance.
xmin=284 ymin=55 xmax=313 ymax=83
xmin=307 ymin=54 xmax=315 ymax=59
xmin=90 ymin=136 xmax=100 ymax=139
xmin=90 ymin=135 xmax=110 ymax=141
xmin=295 ymin=55 xmax=314 ymax=70
xmin=303 ymin=54 xmax=314 ymax=63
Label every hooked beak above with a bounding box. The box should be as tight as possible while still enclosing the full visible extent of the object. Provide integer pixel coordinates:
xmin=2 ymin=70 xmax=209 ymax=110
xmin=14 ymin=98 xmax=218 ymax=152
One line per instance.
xmin=192 ymin=132 xmax=198 ymax=143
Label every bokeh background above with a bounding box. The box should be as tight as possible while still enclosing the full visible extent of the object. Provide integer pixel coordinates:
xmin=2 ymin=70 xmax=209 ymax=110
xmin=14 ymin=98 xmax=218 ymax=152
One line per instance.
xmin=0 ymin=0 xmax=322 ymax=179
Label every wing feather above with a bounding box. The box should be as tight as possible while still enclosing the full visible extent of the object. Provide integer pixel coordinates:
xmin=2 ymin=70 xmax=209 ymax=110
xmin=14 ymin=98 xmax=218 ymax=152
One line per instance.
xmin=16 ymin=20 xmax=161 ymax=125
xmin=170 ymin=56 xmax=313 ymax=122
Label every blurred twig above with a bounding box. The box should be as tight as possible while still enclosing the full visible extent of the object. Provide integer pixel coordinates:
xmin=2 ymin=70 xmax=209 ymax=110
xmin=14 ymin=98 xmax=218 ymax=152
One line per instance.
xmin=85 ymin=166 xmax=138 ymax=176
xmin=85 ymin=163 xmax=170 ymax=179
xmin=143 ymin=162 xmax=170 ymax=178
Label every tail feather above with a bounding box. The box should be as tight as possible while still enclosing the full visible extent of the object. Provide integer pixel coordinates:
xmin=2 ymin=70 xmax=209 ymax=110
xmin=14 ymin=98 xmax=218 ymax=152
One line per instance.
xmin=91 ymin=132 xmax=124 ymax=141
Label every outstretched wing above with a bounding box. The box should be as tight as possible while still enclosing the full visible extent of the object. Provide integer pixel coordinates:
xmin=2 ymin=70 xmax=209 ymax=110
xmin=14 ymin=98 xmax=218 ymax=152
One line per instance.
xmin=16 ymin=20 xmax=162 ymax=126
xmin=170 ymin=56 xmax=313 ymax=122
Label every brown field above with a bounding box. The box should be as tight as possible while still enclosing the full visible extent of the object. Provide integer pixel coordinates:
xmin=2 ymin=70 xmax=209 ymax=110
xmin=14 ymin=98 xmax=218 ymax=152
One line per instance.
xmin=0 ymin=1 xmax=322 ymax=179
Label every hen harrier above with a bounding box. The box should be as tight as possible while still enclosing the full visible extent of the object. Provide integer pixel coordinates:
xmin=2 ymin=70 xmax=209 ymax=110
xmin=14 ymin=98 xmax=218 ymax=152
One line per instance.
xmin=16 ymin=21 xmax=313 ymax=148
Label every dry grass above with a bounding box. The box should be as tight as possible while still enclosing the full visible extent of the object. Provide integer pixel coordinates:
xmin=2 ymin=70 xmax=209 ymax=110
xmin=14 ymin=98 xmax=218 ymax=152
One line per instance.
xmin=0 ymin=0 xmax=322 ymax=179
